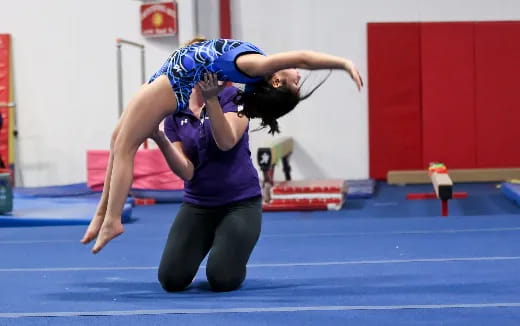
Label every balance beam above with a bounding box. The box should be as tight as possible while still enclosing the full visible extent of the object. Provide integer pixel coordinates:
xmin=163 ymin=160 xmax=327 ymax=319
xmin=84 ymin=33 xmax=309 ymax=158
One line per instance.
xmin=430 ymin=171 xmax=453 ymax=217
xmin=257 ymin=137 xmax=294 ymax=202
xmin=430 ymin=172 xmax=453 ymax=201
xmin=388 ymin=168 xmax=520 ymax=185
xmin=257 ymin=137 xmax=293 ymax=172
xmin=406 ymin=163 xmax=467 ymax=217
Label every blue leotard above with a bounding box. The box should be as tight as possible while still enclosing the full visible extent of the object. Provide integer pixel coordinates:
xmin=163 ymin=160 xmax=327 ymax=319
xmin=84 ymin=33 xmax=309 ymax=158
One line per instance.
xmin=148 ymin=39 xmax=266 ymax=113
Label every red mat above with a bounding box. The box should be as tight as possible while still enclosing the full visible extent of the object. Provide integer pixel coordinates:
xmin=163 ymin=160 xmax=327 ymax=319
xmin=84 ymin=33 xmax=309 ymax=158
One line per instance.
xmin=87 ymin=149 xmax=184 ymax=191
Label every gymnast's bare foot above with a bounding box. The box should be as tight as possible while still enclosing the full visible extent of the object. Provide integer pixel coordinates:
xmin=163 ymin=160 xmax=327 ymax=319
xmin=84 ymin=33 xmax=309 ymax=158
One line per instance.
xmin=92 ymin=219 xmax=124 ymax=254
xmin=80 ymin=213 xmax=105 ymax=244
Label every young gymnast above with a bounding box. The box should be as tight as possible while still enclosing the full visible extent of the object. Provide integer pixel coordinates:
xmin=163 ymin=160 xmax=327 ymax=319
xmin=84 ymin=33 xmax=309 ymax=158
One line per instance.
xmin=81 ymin=38 xmax=363 ymax=254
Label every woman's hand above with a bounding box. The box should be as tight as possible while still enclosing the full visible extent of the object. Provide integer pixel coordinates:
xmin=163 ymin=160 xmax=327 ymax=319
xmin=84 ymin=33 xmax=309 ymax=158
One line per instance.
xmin=344 ymin=60 xmax=364 ymax=91
xmin=197 ymin=73 xmax=225 ymax=100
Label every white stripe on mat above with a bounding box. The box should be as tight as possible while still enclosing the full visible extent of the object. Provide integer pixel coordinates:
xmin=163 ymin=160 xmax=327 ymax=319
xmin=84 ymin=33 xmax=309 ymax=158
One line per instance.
xmin=1 ymin=256 xmax=519 ymax=272
xmin=262 ymin=227 xmax=520 ymax=238
xmin=2 ymin=302 xmax=520 ymax=318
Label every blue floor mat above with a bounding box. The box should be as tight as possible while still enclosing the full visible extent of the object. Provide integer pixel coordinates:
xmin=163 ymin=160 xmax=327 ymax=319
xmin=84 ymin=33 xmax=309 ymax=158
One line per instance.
xmin=343 ymin=182 xmax=520 ymax=217
xmin=0 ymin=196 xmax=132 ymax=227
xmin=1 ymin=211 xmax=520 ymax=325
xmin=14 ymin=183 xmax=99 ymax=198
xmin=2 ymin=183 xmax=520 ymax=325
xmin=13 ymin=182 xmax=184 ymax=203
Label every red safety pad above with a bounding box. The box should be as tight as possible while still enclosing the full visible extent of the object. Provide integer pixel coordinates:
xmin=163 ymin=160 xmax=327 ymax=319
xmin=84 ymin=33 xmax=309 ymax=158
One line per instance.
xmin=262 ymin=202 xmax=329 ymax=212
xmin=133 ymin=198 xmax=156 ymax=206
xmin=368 ymin=23 xmax=423 ymax=179
xmin=262 ymin=200 xmax=339 ymax=212
xmin=271 ymin=179 xmax=345 ymax=195
xmin=87 ymin=149 xmax=184 ymax=191
xmin=263 ymin=197 xmax=343 ymax=211
xmin=421 ymin=23 xmax=477 ymax=168
xmin=0 ymin=35 xmax=10 ymax=170
xmin=266 ymin=180 xmax=345 ymax=211
xmin=474 ymin=22 xmax=520 ymax=167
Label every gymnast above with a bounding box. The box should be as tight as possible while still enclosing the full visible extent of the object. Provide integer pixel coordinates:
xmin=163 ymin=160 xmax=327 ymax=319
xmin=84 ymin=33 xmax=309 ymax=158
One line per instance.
xmin=80 ymin=38 xmax=363 ymax=254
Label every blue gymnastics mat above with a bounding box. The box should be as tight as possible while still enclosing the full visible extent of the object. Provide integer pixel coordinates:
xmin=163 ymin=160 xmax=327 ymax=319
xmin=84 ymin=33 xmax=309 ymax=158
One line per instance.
xmin=13 ymin=182 xmax=183 ymax=203
xmin=500 ymin=182 xmax=520 ymax=206
xmin=0 ymin=196 xmax=132 ymax=227
xmin=13 ymin=183 xmax=99 ymax=198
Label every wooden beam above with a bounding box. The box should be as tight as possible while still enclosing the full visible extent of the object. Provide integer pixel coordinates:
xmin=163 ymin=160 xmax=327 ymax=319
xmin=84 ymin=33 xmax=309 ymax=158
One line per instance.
xmin=257 ymin=137 xmax=293 ymax=171
xmin=388 ymin=168 xmax=520 ymax=184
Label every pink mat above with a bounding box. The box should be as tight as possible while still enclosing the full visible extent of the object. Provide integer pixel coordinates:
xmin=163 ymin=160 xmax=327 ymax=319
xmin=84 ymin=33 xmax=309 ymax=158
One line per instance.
xmin=87 ymin=149 xmax=184 ymax=191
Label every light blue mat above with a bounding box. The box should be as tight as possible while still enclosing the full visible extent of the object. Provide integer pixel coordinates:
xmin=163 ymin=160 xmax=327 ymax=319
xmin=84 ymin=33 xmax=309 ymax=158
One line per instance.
xmin=0 ymin=196 xmax=132 ymax=227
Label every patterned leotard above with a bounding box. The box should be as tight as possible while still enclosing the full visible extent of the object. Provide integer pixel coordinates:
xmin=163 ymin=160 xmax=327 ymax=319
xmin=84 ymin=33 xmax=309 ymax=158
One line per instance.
xmin=148 ymin=39 xmax=266 ymax=113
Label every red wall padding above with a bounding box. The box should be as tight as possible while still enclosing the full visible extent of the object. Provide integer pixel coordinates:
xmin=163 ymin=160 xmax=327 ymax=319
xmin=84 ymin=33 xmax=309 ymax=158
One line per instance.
xmin=368 ymin=23 xmax=422 ymax=179
xmin=369 ymin=21 xmax=520 ymax=179
xmin=420 ymin=23 xmax=477 ymax=168
xmin=0 ymin=35 xmax=10 ymax=169
xmin=474 ymin=22 xmax=520 ymax=167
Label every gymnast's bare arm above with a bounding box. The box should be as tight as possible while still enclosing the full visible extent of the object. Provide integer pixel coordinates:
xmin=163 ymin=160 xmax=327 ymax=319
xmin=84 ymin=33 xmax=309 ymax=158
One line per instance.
xmin=197 ymin=74 xmax=248 ymax=151
xmin=236 ymin=51 xmax=363 ymax=90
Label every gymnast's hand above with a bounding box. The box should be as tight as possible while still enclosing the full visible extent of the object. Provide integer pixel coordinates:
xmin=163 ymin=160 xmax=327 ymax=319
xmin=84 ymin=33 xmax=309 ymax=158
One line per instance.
xmin=344 ymin=59 xmax=364 ymax=91
xmin=197 ymin=73 xmax=225 ymax=100
xmin=149 ymin=127 xmax=165 ymax=143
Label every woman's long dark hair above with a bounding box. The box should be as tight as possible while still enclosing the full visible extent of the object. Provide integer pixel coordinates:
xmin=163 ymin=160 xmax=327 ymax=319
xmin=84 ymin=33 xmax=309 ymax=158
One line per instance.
xmin=234 ymin=71 xmax=332 ymax=134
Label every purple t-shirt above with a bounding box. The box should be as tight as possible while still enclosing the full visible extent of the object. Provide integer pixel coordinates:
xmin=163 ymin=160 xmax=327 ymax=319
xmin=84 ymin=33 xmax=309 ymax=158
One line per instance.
xmin=164 ymin=86 xmax=261 ymax=207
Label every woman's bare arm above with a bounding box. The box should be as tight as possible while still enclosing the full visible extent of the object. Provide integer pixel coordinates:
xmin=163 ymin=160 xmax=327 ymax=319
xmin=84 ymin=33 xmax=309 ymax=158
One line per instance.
xmin=150 ymin=129 xmax=194 ymax=181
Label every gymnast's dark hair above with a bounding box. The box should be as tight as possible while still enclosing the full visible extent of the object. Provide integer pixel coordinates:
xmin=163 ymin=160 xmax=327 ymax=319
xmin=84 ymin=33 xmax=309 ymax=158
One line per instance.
xmin=234 ymin=71 xmax=331 ymax=135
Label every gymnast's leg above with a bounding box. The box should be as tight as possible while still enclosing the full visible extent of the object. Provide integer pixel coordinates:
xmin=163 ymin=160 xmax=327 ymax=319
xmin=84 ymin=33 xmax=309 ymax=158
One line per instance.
xmin=81 ymin=108 xmax=130 ymax=245
xmin=91 ymin=75 xmax=177 ymax=254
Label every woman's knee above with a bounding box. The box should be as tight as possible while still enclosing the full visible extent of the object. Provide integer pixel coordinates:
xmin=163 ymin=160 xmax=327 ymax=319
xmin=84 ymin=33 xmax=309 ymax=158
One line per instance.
xmin=206 ymin=266 xmax=245 ymax=292
xmin=157 ymin=268 xmax=193 ymax=292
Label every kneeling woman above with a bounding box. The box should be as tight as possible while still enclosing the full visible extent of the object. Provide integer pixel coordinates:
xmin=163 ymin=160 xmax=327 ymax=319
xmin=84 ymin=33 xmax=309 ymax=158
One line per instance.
xmin=152 ymin=77 xmax=261 ymax=292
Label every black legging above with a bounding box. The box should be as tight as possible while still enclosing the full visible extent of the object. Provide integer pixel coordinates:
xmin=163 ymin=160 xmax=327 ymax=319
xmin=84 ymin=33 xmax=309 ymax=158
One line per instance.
xmin=158 ymin=196 xmax=262 ymax=292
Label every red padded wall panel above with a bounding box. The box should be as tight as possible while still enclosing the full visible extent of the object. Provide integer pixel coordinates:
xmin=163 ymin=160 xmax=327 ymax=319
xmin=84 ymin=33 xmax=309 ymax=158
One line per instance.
xmin=420 ymin=23 xmax=477 ymax=168
xmin=0 ymin=35 xmax=10 ymax=170
xmin=475 ymin=22 xmax=520 ymax=167
xmin=368 ymin=23 xmax=422 ymax=179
